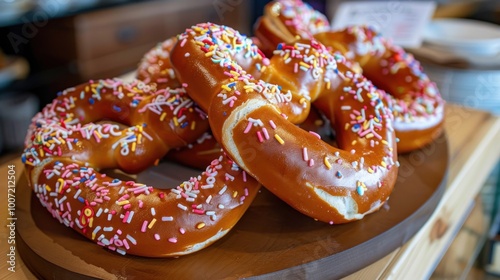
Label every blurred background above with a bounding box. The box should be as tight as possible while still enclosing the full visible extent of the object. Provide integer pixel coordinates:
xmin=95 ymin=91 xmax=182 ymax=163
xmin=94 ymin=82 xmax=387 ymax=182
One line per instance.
xmin=0 ymin=1 xmax=499 ymax=277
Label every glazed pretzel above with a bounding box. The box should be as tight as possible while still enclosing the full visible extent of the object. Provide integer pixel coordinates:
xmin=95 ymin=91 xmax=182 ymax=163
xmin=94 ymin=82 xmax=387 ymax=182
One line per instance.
xmin=170 ymin=23 xmax=398 ymax=224
xmin=22 ymin=79 xmax=260 ymax=257
xmin=138 ymin=28 xmax=330 ymax=170
xmin=255 ymin=0 xmax=445 ymax=152
xmin=167 ymin=108 xmax=335 ymax=170
xmin=136 ymin=33 xmax=309 ymax=169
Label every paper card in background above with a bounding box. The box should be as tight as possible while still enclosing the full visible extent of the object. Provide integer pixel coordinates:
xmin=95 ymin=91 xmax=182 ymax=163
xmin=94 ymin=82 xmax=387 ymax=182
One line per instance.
xmin=328 ymin=1 xmax=436 ymax=48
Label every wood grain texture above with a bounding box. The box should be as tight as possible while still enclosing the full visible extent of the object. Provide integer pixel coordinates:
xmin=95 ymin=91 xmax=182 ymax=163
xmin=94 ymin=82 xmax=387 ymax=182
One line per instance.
xmin=350 ymin=105 xmax=500 ymax=280
xmin=1 ymin=104 xmax=498 ymax=279
xmin=13 ymin=133 xmax=447 ymax=279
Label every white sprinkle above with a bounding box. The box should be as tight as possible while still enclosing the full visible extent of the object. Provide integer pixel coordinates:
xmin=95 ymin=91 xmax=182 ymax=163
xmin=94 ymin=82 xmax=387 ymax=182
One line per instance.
xmin=218 ymin=185 xmax=228 ymax=195
xmin=116 ymin=249 xmax=126 ymax=255
xmin=126 ymin=234 xmax=137 ymax=245
xmin=73 ymin=189 xmax=82 ymax=199
xmin=92 ymin=226 xmax=101 ymax=237
xmin=96 ymin=208 xmax=103 ymax=217
xmin=126 ymin=211 xmax=134 ymax=223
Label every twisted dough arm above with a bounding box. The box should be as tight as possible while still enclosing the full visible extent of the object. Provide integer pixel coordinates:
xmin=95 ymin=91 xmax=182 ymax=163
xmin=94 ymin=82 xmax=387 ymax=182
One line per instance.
xmin=171 ymin=23 xmax=398 ymax=224
xmin=314 ymin=27 xmax=445 ymax=152
xmin=255 ymin=0 xmax=445 ymax=153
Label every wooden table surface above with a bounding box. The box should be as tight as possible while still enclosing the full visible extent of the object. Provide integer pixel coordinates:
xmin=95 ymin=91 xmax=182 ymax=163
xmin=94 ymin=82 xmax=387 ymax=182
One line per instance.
xmin=1 ymin=104 xmax=499 ymax=279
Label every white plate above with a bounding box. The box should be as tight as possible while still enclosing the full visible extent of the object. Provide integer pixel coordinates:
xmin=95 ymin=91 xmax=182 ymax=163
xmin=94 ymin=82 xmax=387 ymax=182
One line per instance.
xmin=424 ymin=18 xmax=500 ymax=57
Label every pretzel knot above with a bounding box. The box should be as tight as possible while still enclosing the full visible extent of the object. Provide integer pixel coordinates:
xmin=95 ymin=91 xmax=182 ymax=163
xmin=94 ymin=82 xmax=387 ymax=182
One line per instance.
xmin=171 ymin=23 xmax=398 ymax=224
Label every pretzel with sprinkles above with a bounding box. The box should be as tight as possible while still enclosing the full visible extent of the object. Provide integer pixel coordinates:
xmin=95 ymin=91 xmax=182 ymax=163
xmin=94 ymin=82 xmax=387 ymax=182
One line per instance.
xmin=255 ymin=0 xmax=445 ymax=153
xmin=170 ymin=23 xmax=398 ymax=224
xmin=22 ymin=78 xmax=261 ymax=257
xmin=167 ymin=108 xmax=335 ymax=170
xmin=137 ymin=25 xmax=328 ymax=170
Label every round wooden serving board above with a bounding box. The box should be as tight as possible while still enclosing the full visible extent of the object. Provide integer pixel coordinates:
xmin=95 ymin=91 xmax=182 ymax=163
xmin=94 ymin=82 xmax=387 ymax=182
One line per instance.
xmin=16 ymin=134 xmax=449 ymax=280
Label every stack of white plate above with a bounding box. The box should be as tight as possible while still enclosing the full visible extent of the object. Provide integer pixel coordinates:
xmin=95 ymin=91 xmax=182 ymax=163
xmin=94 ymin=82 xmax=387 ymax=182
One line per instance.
xmin=413 ymin=18 xmax=500 ymax=115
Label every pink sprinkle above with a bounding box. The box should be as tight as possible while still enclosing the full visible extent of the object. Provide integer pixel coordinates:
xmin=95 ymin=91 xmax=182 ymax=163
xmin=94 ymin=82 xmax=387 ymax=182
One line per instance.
xmin=114 ymin=239 xmax=123 ymax=247
xmin=154 ymin=234 xmax=160 ymax=240
xmin=179 ymin=228 xmax=186 ymax=234
xmin=262 ymin=127 xmax=270 ymax=139
xmin=138 ymin=200 xmax=144 ymax=208
xmin=141 ymin=221 xmax=148 ymax=232
xmin=61 ymin=170 xmax=70 ymax=178
xmin=242 ymin=171 xmax=247 ymax=182
xmin=303 ymin=147 xmax=309 ymax=161
xmin=244 ymin=188 xmax=249 ymax=196
xmin=269 ymin=120 xmax=276 ymax=129
xmin=168 ymin=237 xmax=177 ymax=243
xmin=257 ymin=131 xmax=264 ymax=143
xmin=182 ymin=83 xmax=188 ymax=88
xmin=93 ymin=131 xmax=101 ymax=143
xmin=123 ymin=239 xmax=130 ymax=249
xmin=243 ymin=122 xmax=253 ymax=133
xmin=118 ymin=194 xmax=130 ymax=201
xmin=123 ymin=204 xmax=131 ymax=210
xmin=193 ymin=209 xmax=204 ymax=214
xmin=309 ymin=131 xmax=321 ymax=139
xmin=309 ymin=159 xmax=315 ymax=167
